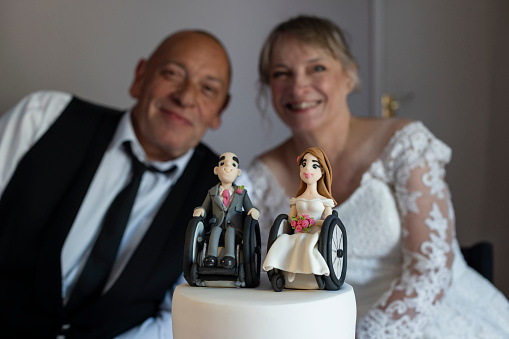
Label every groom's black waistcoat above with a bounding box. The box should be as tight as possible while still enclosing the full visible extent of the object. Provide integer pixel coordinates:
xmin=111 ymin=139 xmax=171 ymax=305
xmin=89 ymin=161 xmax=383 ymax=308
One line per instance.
xmin=0 ymin=97 xmax=218 ymax=338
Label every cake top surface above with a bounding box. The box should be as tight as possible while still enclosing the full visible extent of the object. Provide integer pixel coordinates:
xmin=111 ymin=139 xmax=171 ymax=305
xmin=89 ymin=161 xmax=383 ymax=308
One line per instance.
xmin=175 ymin=282 xmax=354 ymax=307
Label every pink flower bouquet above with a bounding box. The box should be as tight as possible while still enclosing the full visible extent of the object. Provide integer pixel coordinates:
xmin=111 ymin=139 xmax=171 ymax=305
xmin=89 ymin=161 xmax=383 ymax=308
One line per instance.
xmin=290 ymin=214 xmax=316 ymax=233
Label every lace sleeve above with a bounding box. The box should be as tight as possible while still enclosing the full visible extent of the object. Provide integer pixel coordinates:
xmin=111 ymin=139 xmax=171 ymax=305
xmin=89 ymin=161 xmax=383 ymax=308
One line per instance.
xmin=357 ymin=122 xmax=455 ymax=338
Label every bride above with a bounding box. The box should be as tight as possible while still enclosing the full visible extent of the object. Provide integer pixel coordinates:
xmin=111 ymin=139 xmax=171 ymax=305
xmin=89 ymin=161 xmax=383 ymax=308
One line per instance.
xmin=247 ymin=14 xmax=509 ymax=338
xmin=263 ymin=147 xmax=336 ymax=286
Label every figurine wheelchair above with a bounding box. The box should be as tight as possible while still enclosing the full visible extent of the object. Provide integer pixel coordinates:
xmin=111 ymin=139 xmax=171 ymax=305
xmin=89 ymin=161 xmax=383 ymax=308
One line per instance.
xmin=183 ymin=212 xmax=261 ymax=288
xmin=266 ymin=210 xmax=347 ymax=292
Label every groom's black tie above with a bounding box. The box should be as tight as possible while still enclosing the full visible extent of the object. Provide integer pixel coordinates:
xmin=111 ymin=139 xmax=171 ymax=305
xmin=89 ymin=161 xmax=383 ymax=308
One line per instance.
xmin=67 ymin=141 xmax=176 ymax=312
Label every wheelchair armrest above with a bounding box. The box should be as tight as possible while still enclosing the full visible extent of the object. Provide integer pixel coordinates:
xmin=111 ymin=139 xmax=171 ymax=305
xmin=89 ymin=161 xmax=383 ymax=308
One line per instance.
xmin=282 ymin=219 xmax=292 ymax=235
xmin=268 ymin=214 xmax=289 ymax=251
xmin=208 ymin=214 xmax=218 ymax=228
xmin=321 ymin=210 xmax=339 ymax=225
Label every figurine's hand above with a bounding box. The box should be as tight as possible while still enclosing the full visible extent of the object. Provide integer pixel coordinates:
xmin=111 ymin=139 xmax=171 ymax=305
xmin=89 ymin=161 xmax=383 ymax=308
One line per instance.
xmin=288 ymin=205 xmax=297 ymax=224
xmin=193 ymin=208 xmax=205 ymax=218
xmin=314 ymin=219 xmax=324 ymax=227
xmin=247 ymin=208 xmax=260 ymax=220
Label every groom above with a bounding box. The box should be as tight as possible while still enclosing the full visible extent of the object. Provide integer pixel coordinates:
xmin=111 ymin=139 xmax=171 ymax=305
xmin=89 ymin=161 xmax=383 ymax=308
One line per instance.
xmin=193 ymin=152 xmax=259 ymax=268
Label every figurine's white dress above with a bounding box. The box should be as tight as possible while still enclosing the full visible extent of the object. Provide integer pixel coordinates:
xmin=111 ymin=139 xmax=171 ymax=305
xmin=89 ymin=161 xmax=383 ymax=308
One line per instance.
xmin=246 ymin=122 xmax=509 ymax=339
xmin=262 ymin=197 xmax=335 ymax=277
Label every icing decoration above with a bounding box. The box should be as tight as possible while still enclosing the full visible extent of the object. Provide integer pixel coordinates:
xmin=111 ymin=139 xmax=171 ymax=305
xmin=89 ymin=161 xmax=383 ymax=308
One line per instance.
xmin=291 ymin=214 xmax=316 ymax=233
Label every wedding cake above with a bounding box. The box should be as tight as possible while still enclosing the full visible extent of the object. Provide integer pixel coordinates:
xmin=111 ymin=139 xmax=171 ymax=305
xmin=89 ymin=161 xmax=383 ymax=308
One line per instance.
xmin=172 ymin=279 xmax=356 ymax=339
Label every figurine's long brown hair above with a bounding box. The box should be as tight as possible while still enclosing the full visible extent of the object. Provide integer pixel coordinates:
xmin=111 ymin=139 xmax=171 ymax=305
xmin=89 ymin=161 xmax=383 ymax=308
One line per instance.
xmin=296 ymin=147 xmax=337 ymax=206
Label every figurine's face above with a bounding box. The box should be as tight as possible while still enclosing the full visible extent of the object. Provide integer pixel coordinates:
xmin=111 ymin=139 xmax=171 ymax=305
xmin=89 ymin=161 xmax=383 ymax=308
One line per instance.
xmin=215 ymin=152 xmax=241 ymax=185
xmin=300 ymin=153 xmax=324 ymax=185
xmin=268 ymin=33 xmax=354 ymax=133
xmin=129 ymin=31 xmax=230 ymax=161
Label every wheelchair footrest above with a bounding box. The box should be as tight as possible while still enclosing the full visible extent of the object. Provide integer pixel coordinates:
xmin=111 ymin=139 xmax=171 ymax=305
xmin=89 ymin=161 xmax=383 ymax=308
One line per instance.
xmin=198 ymin=266 xmax=238 ymax=276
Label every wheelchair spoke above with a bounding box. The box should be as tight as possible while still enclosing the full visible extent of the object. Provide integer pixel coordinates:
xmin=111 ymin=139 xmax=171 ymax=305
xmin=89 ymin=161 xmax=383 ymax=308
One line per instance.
xmin=331 ymin=225 xmax=344 ymax=277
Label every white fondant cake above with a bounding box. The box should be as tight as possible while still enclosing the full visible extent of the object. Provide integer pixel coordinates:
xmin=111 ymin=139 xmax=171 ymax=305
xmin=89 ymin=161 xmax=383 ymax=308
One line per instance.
xmin=172 ymin=281 xmax=356 ymax=339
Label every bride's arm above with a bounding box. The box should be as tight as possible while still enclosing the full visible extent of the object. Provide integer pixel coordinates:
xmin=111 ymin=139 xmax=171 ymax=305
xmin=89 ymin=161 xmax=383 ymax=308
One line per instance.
xmin=356 ymin=128 xmax=455 ymax=338
xmin=287 ymin=204 xmax=297 ymax=224
xmin=313 ymin=205 xmax=332 ymax=227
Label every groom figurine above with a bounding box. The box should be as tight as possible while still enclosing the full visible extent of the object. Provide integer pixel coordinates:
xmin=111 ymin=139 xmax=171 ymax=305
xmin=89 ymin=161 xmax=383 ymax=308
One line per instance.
xmin=193 ymin=152 xmax=259 ymax=268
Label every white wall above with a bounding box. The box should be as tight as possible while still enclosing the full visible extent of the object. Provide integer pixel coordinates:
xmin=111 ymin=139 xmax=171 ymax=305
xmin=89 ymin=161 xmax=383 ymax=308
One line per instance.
xmin=380 ymin=0 xmax=509 ymax=296
xmin=0 ymin=0 xmax=371 ymax=166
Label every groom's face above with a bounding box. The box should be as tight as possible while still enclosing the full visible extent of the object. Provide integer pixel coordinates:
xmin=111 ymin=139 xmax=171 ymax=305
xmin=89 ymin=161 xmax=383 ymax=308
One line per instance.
xmin=214 ymin=152 xmax=241 ymax=185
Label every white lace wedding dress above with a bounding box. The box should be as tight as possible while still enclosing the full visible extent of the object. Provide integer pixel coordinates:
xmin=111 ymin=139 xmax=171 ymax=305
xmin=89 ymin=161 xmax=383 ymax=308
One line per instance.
xmin=246 ymin=122 xmax=509 ymax=338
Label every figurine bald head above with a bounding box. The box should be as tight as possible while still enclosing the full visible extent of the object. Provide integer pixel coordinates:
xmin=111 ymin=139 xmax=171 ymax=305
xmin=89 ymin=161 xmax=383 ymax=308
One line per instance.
xmin=214 ymin=152 xmax=241 ymax=187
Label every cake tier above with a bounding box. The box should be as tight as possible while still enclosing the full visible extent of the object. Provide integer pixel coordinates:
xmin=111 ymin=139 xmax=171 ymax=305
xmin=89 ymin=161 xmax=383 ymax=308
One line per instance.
xmin=172 ymin=282 xmax=356 ymax=339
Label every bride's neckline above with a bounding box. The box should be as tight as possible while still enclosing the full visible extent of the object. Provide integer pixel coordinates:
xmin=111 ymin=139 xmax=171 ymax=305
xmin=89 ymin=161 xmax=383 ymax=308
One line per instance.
xmin=256 ymin=121 xmax=424 ymax=209
xmin=291 ymin=197 xmax=334 ymax=202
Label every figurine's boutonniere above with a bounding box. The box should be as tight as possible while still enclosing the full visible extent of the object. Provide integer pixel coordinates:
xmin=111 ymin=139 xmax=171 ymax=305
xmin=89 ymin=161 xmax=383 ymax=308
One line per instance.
xmin=236 ymin=185 xmax=245 ymax=194
xmin=291 ymin=214 xmax=315 ymax=233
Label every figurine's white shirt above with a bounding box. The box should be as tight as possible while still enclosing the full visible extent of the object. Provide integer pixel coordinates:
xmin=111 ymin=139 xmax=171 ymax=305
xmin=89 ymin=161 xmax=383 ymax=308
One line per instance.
xmin=0 ymin=91 xmax=192 ymax=339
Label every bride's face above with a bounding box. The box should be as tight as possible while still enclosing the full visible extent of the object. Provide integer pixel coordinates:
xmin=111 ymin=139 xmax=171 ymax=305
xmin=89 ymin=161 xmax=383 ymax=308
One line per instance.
xmin=299 ymin=153 xmax=324 ymax=185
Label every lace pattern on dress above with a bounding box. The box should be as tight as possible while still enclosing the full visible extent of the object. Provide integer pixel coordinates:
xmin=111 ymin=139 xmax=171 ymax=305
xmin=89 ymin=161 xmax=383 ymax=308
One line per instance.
xmin=357 ymin=122 xmax=455 ymax=338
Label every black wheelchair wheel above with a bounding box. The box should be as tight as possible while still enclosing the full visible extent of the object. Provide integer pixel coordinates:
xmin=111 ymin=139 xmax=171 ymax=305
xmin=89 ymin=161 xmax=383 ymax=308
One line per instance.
xmin=271 ymin=272 xmax=285 ymax=292
xmin=267 ymin=214 xmax=289 ymax=250
xmin=183 ymin=217 xmax=206 ymax=285
xmin=267 ymin=269 xmax=275 ymax=281
xmin=243 ymin=216 xmax=261 ymax=288
xmin=266 ymin=214 xmax=288 ymax=282
xmin=319 ymin=211 xmax=347 ymax=290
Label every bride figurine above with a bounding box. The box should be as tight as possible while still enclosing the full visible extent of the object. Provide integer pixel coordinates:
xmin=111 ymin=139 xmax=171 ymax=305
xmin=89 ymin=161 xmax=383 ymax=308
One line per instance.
xmin=263 ymin=147 xmax=338 ymax=290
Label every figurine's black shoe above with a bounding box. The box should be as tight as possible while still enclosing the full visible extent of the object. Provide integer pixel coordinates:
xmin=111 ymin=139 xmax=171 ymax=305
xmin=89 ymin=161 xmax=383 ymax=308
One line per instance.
xmin=204 ymin=256 xmax=217 ymax=267
xmin=220 ymin=256 xmax=235 ymax=269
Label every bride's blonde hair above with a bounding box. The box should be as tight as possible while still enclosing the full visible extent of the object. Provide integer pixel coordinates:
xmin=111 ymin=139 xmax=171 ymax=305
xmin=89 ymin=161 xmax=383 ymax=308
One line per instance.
xmin=296 ymin=147 xmax=336 ymax=205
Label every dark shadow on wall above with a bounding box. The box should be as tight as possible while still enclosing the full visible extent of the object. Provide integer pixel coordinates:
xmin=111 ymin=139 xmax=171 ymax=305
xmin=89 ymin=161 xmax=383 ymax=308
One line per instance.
xmin=481 ymin=0 xmax=509 ymax=298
